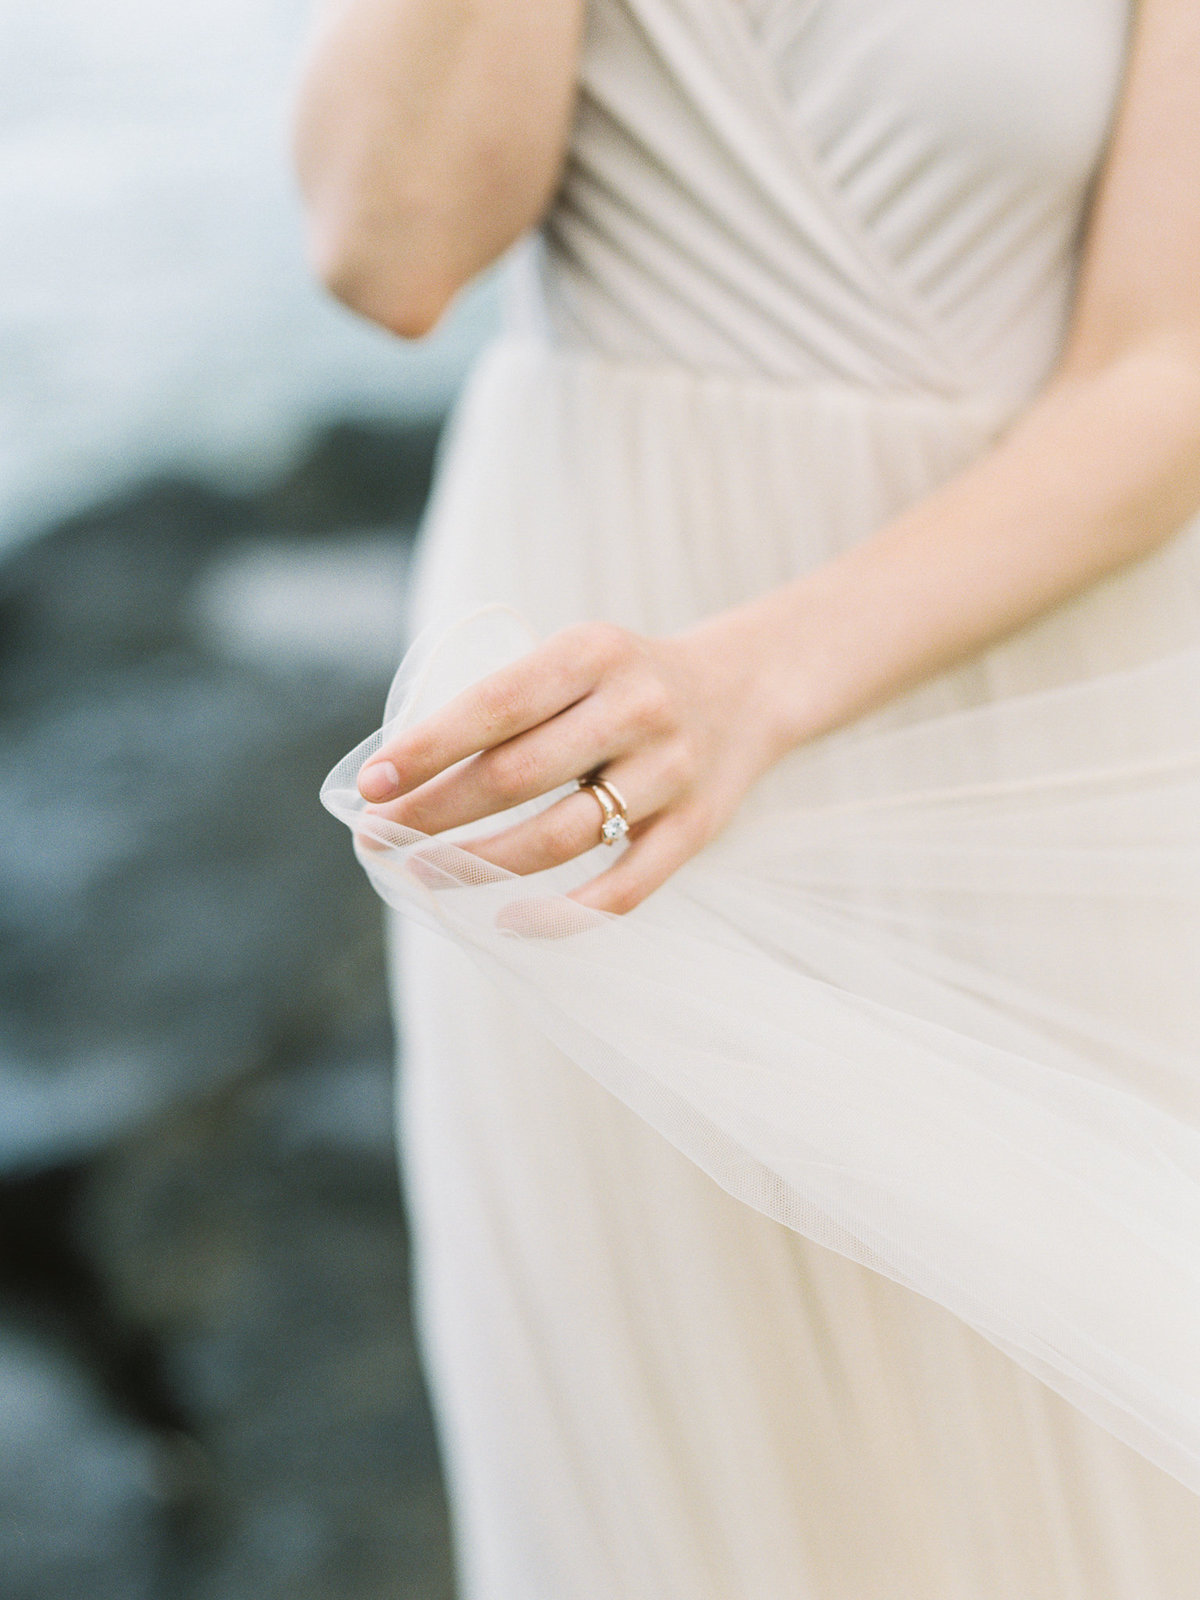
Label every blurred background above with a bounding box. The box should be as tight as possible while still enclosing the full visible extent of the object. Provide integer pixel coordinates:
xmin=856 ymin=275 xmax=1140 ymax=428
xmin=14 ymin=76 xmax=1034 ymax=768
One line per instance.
xmin=0 ymin=2 xmax=497 ymax=1595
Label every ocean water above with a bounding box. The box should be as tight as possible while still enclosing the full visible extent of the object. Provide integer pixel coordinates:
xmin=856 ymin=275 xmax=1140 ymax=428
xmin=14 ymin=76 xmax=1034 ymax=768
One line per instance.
xmin=0 ymin=0 xmax=497 ymax=550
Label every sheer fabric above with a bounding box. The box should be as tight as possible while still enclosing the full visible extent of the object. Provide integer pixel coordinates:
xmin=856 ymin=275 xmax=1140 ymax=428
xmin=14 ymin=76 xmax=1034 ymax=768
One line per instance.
xmin=322 ymin=0 xmax=1199 ymax=1592
xmin=323 ymin=349 xmax=1200 ymax=1495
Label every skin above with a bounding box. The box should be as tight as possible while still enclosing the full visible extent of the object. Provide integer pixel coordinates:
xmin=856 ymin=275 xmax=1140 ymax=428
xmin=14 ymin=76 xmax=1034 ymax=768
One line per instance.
xmin=294 ymin=0 xmax=1200 ymax=915
xmin=293 ymin=1 xmax=586 ymax=337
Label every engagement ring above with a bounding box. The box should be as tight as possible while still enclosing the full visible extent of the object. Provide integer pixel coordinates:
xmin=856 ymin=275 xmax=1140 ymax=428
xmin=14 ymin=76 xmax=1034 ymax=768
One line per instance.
xmin=578 ymin=776 xmax=630 ymax=846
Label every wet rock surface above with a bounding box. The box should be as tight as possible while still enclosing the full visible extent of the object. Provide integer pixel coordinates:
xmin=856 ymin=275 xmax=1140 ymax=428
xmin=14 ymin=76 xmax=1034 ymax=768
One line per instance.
xmin=0 ymin=420 xmax=455 ymax=1598
xmin=79 ymin=1029 xmax=452 ymax=1600
xmin=0 ymin=1322 xmax=166 ymax=1600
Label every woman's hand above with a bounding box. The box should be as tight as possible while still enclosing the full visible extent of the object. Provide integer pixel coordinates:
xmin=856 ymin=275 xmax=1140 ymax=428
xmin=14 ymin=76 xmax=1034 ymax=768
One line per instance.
xmin=356 ymin=611 xmax=789 ymax=914
xmin=345 ymin=0 xmax=1200 ymax=918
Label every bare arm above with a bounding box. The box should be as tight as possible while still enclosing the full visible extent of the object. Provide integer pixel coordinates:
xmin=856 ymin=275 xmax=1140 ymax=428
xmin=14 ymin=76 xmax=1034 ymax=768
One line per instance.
xmin=292 ymin=0 xmax=584 ymax=336
xmin=353 ymin=0 xmax=1200 ymax=914
xmin=743 ymin=0 xmax=1200 ymax=754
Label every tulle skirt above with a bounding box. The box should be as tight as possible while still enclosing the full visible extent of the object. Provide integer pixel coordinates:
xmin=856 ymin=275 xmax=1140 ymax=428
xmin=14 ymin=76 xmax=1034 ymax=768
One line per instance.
xmin=323 ymin=335 xmax=1200 ymax=1596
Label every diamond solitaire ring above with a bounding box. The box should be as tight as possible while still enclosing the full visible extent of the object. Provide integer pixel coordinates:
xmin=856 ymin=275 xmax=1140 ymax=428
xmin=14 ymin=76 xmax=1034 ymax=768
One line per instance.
xmin=578 ymin=776 xmax=630 ymax=846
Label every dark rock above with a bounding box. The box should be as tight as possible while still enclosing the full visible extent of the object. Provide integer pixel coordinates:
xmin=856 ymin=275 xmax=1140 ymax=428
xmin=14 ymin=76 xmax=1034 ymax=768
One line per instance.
xmin=255 ymin=419 xmax=442 ymax=538
xmin=0 ymin=1165 xmax=191 ymax=1443
xmin=0 ymin=418 xmax=438 ymax=707
xmin=78 ymin=1034 xmax=454 ymax=1600
xmin=0 ymin=422 xmax=454 ymax=1598
xmin=0 ymin=419 xmax=436 ymax=1173
xmin=0 ymin=654 xmax=386 ymax=1172
xmin=0 ymin=1322 xmax=166 ymax=1600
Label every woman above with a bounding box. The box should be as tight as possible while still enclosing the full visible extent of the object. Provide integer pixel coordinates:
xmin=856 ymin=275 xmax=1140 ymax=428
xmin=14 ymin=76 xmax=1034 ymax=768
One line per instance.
xmin=297 ymin=2 xmax=1200 ymax=1595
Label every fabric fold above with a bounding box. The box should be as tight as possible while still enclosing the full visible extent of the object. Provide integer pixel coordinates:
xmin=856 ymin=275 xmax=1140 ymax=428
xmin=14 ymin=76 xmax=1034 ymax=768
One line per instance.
xmin=323 ymin=584 xmax=1200 ymax=1495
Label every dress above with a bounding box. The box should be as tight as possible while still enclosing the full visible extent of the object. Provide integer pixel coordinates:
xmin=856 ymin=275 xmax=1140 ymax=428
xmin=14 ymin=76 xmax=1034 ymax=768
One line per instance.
xmin=321 ymin=1 xmax=1200 ymax=1594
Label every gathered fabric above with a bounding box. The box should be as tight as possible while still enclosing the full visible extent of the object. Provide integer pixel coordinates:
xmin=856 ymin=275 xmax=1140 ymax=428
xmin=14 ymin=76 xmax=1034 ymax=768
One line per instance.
xmin=324 ymin=339 xmax=1200 ymax=1498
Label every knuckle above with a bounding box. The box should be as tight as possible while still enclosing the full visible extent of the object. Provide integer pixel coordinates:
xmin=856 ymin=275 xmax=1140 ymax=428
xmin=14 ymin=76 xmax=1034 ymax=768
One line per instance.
xmin=656 ymin=736 xmax=697 ymax=794
xmin=626 ymin=677 xmax=672 ymax=733
xmin=568 ymin=620 xmax=630 ymax=673
xmin=545 ymin=807 xmax=583 ymax=856
xmin=395 ymin=729 xmax=431 ymax=772
xmin=477 ymin=679 xmax=527 ymax=731
xmin=485 ymin=743 xmax=539 ymax=803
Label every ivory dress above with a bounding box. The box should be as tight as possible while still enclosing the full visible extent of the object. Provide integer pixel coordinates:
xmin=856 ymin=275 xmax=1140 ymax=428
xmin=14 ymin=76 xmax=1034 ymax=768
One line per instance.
xmin=322 ymin=1 xmax=1200 ymax=1594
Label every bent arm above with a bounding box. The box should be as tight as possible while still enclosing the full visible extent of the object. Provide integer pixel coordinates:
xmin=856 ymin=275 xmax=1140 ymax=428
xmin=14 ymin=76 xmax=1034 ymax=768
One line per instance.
xmin=292 ymin=0 xmax=584 ymax=336
xmin=340 ymin=0 xmax=1200 ymax=916
xmin=735 ymin=0 xmax=1200 ymax=756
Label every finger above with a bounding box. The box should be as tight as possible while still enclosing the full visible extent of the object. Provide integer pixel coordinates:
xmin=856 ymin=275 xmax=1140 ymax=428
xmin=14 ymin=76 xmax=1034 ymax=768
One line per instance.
xmin=350 ymin=804 xmax=425 ymax=854
xmin=358 ymin=624 xmax=624 ymax=802
xmin=567 ymin=810 xmax=708 ymax=915
xmin=406 ymin=840 xmax=510 ymax=892
xmin=458 ymin=787 xmax=613 ymax=875
xmin=373 ymin=697 xmax=624 ymax=836
xmin=494 ymin=894 xmax=608 ymax=942
xmin=458 ymin=755 xmax=663 ymax=875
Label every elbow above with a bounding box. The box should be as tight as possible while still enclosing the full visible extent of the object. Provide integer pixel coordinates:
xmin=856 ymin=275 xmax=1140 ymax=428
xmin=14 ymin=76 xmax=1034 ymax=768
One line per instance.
xmin=305 ymin=210 xmax=460 ymax=340
xmin=292 ymin=83 xmax=460 ymax=339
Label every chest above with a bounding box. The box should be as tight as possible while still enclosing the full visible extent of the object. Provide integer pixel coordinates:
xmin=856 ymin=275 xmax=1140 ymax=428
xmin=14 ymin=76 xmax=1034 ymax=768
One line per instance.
xmin=687 ymin=0 xmax=1130 ymax=184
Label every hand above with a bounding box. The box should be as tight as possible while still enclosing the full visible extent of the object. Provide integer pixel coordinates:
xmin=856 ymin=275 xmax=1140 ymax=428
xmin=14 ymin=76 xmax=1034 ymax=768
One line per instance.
xmin=355 ymin=612 xmax=789 ymax=913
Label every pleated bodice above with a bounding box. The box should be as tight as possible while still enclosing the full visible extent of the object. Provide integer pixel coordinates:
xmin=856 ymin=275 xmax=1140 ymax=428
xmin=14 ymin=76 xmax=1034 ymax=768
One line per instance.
xmin=525 ymin=0 xmax=1130 ymax=398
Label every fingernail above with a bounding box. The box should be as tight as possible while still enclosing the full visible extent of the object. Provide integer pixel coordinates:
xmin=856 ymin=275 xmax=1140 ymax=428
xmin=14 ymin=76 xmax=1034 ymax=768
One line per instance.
xmin=358 ymin=760 xmax=400 ymax=801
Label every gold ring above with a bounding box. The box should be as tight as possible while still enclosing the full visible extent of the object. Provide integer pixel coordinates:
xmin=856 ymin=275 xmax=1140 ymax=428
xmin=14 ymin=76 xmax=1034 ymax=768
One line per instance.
xmin=594 ymin=776 xmax=627 ymax=816
xmin=577 ymin=776 xmax=630 ymax=846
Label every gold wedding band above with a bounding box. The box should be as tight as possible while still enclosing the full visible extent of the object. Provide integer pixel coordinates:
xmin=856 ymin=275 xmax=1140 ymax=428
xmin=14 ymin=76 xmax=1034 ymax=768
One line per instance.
xmin=595 ymin=776 xmax=627 ymax=815
xmin=577 ymin=776 xmax=630 ymax=846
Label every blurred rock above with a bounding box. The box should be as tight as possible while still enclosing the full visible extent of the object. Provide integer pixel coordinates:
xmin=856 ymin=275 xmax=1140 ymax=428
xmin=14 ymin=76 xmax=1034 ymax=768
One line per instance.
xmin=0 ymin=1322 xmax=165 ymax=1600
xmin=0 ymin=418 xmax=455 ymax=1598
xmin=0 ymin=651 xmax=385 ymax=1170
xmin=0 ymin=419 xmax=438 ymax=705
xmin=78 ymin=1030 xmax=453 ymax=1600
xmin=0 ymin=420 xmax=436 ymax=1173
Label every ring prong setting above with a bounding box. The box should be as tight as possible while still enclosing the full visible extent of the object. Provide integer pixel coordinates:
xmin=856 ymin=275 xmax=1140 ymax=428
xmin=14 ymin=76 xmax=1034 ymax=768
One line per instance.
xmin=577 ymin=776 xmax=630 ymax=847
xmin=600 ymin=812 xmax=629 ymax=845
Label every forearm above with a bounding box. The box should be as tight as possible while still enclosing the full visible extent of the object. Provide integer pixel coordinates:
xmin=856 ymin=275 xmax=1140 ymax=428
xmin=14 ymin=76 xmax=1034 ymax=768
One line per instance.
xmin=733 ymin=339 xmax=1200 ymax=755
xmin=292 ymin=0 xmax=583 ymax=335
